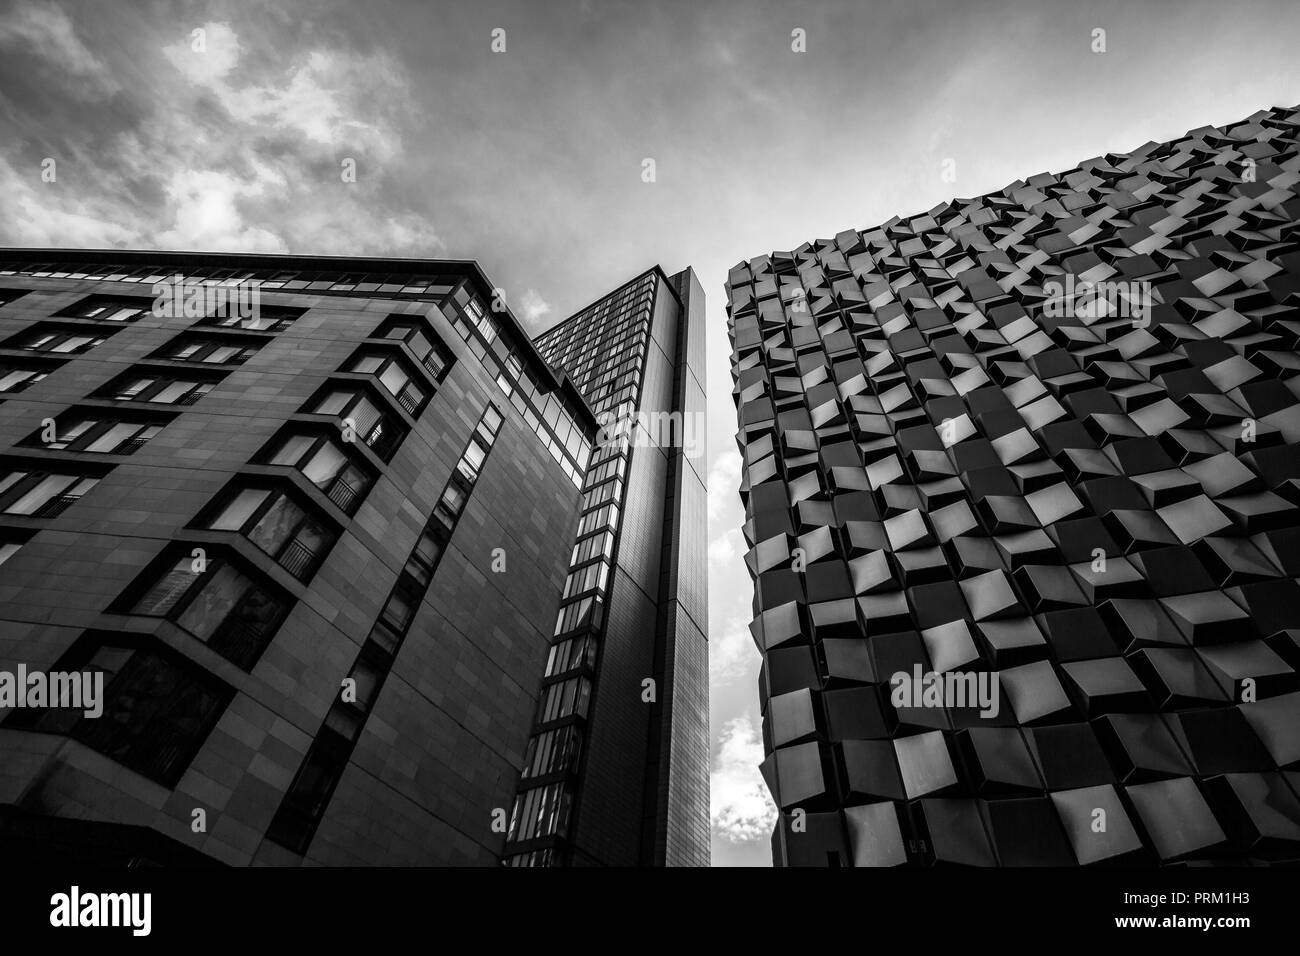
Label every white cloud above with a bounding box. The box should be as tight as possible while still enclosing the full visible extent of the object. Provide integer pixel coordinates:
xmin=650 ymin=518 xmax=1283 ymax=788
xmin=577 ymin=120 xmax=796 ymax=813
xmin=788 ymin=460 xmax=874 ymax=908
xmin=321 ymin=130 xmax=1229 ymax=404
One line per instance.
xmin=154 ymin=168 xmax=288 ymax=253
xmin=520 ymin=289 xmax=552 ymax=323
xmin=710 ymin=716 xmax=777 ymax=843
xmin=161 ymin=32 xmax=403 ymax=162
xmin=0 ymin=154 xmax=136 ymax=247
xmin=0 ymin=3 xmax=118 ymax=93
xmin=707 ymin=449 xmax=742 ymax=522
xmin=709 ymin=612 xmax=756 ymax=685
xmin=707 ymin=526 xmax=742 ymax=569
xmin=161 ymin=21 xmax=242 ymax=86
xmin=0 ymin=20 xmax=441 ymax=257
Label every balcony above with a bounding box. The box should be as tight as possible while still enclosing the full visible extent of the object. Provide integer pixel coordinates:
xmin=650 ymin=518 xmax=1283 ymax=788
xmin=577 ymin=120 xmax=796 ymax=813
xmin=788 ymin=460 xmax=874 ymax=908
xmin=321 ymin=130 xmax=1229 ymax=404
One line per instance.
xmin=277 ymin=538 xmax=318 ymax=581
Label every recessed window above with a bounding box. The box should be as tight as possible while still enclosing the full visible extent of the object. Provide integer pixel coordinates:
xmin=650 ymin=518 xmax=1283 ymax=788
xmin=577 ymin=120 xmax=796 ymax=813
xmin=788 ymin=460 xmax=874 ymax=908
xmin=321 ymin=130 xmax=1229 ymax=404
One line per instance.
xmin=262 ymin=430 xmax=375 ymax=514
xmin=204 ymin=484 xmax=337 ymax=582
xmin=21 ymin=412 xmax=170 ymax=454
xmin=346 ymin=351 xmax=427 ymax=415
xmin=56 ymin=294 xmax=152 ymax=323
xmin=0 ymin=364 xmax=52 ymax=393
xmin=456 ymin=438 xmax=488 ymax=484
xmin=3 ymin=324 xmax=111 ymax=355
xmin=96 ymin=368 xmax=223 ymax=406
xmin=377 ymin=317 xmax=454 ymax=381
xmin=8 ymin=632 xmax=233 ymax=787
xmin=0 ymin=529 xmax=34 ymax=568
xmin=199 ymin=305 xmax=303 ymax=333
xmin=506 ymin=782 xmax=571 ymax=842
xmin=154 ymin=334 xmax=260 ymax=366
xmin=453 ymin=287 xmax=497 ymax=344
xmin=129 ymin=552 xmax=291 ymax=668
xmin=308 ymin=386 xmax=407 ymax=461
xmin=265 ymin=728 xmax=350 ymax=852
xmin=0 ymin=468 xmax=101 ymax=517
xmin=520 ymin=725 xmax=583 ymax=780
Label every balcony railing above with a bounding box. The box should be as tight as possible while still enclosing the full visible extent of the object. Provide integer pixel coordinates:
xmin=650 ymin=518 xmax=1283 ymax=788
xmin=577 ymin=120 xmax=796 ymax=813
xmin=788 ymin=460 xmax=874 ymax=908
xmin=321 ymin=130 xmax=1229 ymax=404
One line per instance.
xmin=396 ymin=386 xmax=421 ymax=415
xmin=210 ymin=617 xmax=271 ymax=670
xmin=421 ymin=352 xmax=448 ymax=380
xmin=32 ymin=493 xmax=81 ymax=518
xmin=325 ymin=476 xmax=360 ymax=513
xmin=277 ymin=538 xmax=318 ymax=580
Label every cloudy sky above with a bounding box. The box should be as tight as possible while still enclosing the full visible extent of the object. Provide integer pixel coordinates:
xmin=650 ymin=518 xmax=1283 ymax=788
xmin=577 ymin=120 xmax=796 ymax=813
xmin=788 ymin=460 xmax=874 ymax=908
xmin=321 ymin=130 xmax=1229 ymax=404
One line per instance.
xmin=2 ymin=0 xmax=1298 ymax=866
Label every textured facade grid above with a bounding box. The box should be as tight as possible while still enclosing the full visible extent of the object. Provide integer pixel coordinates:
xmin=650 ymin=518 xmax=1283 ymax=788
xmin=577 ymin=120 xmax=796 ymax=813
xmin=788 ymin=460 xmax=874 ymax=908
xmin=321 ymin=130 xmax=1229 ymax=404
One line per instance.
xmin=727 ymin=105 xmax=1300 ymax=867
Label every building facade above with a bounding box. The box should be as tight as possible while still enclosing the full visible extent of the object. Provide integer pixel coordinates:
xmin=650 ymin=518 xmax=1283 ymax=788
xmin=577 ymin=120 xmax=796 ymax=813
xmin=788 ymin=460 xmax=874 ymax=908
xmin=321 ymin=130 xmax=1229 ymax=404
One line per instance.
xmin=0 ymin=248 xmax=706 ymax=867
xmin=727 ymin=104 xmax=1300 ymax=866
xmin=507 ymin=266 xmax=709 ymax=867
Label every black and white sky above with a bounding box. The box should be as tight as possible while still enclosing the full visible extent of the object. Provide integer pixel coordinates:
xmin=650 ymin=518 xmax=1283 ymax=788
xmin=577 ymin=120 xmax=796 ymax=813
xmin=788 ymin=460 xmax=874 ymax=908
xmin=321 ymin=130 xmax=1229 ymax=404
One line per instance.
xmin=1 ymin=0 xmax=1298 ymax=865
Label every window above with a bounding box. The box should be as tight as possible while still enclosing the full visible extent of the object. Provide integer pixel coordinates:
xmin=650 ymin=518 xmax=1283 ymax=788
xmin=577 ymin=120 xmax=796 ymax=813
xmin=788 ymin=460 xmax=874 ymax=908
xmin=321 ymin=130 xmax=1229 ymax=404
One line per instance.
xmin=22 ymin=414 xmax=169 ymax=454
xmin=9 ymin=634 xmax=233 ymax=787
xmin=4 ymin=325 xmax=108 ymax=354
xmin=506 ymin=782 xmax=572 ymax=842
xmin=560 ymin=560 xmax=609 ymax=599
xmin=570 ymin=530 xmax=614 ymax=566
xmin=537 ymin=675 xmax=592 ymax=724
xmin=200 ymin=305 xmax=303 ymax=333
xmin=378 ymin=318 xmax=454 ymax=380
xmin=545 ymin=633 xmax=598 ymax=677
xmin=265 ymin=728 xmax=350 ymax=852
xmin=0 ymin=530 xmax=33 ymax=568
xmin=0 ymin=288 xmax=29 ymax=308
xmin=455 ymin=288 xmax=497 ymax=344
xmin=155 ymin=335 xmax=260 ymax=366
xmin=456 ymin=438 xmax=488 ymax=484
xmin=520 ymin=725 xmax=583 ymax=780
xmin=264 ymin=431 xmax=374 ymax=514
xmin=309 ymin=386 xmax=406 ymax=461
xmin=129 ymin=553 xmax=291 ymax=669
xmin=0 ymin=469 xmax=100 ymax=517
xmin=98 ymin=370 xmax=221 ymax=406
xmin=205 ymin=485 xmax=337 ymax=581
xmin=347 ymin=351 xmax=427 ymax=415
xmin=266 ymin=404 xmax=501 ymax=855
xmin=0 ymin=365 xmax=51 ymax=393
xmin=57 ymin=295 xmax=151 ymax=323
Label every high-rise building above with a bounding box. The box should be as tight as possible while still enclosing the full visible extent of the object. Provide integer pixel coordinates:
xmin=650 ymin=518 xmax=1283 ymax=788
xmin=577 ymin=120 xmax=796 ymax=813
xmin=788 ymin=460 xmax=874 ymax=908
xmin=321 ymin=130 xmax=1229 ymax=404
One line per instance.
xmin=727 ymin=105 xmax=1300 ymax=867
xmin=0 ymin=248 xmax=707 ymax=867
xmin=508 ymin=266 xmax=709 ymax=867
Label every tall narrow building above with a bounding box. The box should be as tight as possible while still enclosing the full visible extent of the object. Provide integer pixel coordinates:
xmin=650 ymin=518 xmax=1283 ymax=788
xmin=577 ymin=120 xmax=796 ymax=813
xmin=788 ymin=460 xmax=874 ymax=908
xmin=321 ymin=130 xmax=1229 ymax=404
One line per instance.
xmin=727 ymin=105 xmax=1300 ymax=866
xmin=507 ymin=266 xmax=709 ymax=867
xmin=0 ymin=248 xmax=707 ymax=867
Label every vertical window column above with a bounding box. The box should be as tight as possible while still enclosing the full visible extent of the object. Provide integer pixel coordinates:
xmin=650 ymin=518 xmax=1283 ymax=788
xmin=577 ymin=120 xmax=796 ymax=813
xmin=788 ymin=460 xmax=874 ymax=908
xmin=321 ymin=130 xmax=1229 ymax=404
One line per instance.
xmin=265 ymin=404 xmax=504 ymax=854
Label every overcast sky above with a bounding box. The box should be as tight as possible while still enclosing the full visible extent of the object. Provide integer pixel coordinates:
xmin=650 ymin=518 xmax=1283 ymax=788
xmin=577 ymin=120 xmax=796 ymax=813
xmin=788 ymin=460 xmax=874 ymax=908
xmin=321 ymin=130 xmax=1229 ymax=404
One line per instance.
xmin=2 ymin=0 xmax=1299 ymax=866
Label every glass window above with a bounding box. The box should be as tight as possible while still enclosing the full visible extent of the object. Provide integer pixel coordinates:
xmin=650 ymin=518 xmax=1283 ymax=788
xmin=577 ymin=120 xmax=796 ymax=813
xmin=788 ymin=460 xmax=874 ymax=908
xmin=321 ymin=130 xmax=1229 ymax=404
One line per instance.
xmin=270 ymin=434 xmax=315 ymax=466
xmin=0 ymin=473 xmax=98 ymax=517
xmin=211 ymin=488 xmax=271 ymax=531
xmin=302 ymin=442 xmax=347 ymax=487
xmin=84 ymin=422 xmax=141 ymax=454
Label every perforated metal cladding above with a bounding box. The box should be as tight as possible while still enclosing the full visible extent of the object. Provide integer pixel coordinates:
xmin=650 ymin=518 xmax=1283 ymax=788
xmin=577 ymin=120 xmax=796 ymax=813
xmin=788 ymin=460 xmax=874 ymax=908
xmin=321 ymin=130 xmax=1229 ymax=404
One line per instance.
xmin=728 ymin=105 xmax=1300 ymax=867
